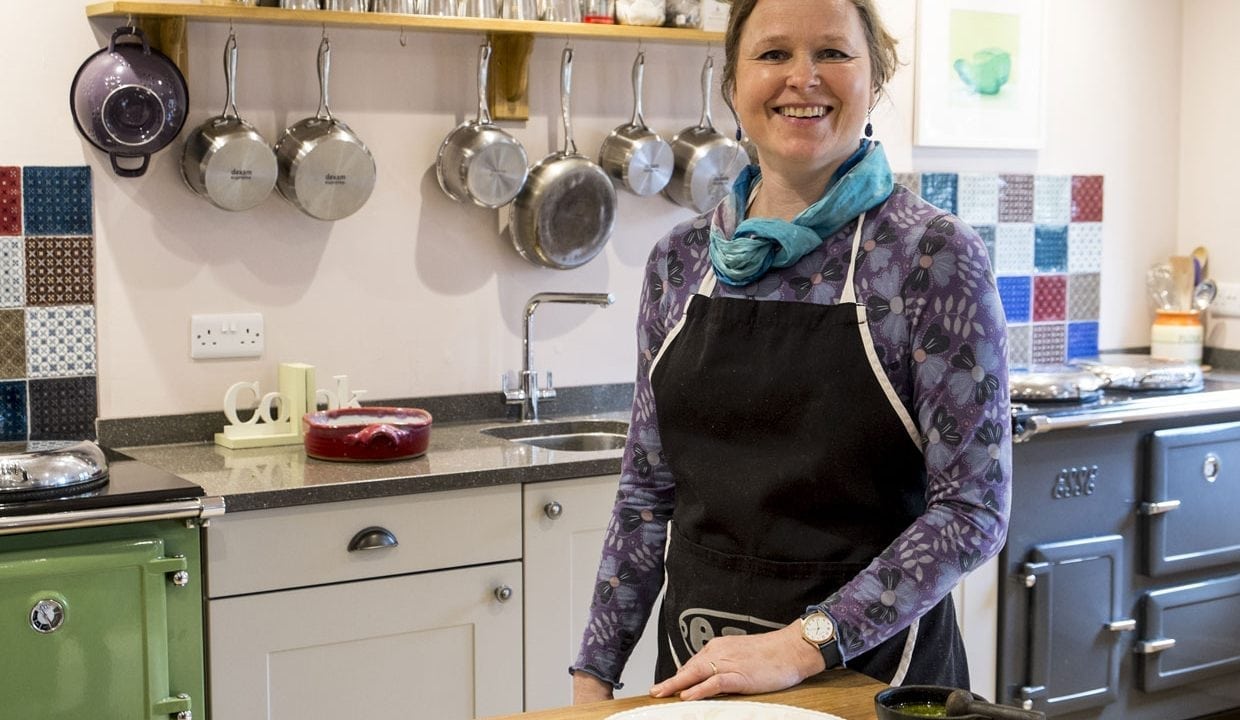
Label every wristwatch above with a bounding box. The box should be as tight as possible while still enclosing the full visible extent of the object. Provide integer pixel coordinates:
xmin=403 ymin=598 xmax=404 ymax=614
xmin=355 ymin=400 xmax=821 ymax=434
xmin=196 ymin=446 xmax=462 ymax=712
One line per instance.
xmin=800 ymin=610 xmax=843 ymax=669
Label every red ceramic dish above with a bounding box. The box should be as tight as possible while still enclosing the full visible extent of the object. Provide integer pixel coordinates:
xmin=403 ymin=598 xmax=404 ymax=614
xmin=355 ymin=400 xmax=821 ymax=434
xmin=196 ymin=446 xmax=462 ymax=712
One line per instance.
xmin=302 ymin=407 xmax=432 ymax=462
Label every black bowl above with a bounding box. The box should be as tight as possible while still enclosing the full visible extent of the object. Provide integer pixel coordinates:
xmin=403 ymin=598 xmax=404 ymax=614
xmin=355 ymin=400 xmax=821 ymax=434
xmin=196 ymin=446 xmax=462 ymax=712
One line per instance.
xmin=874 ymin=685 xmax=987 ymax=719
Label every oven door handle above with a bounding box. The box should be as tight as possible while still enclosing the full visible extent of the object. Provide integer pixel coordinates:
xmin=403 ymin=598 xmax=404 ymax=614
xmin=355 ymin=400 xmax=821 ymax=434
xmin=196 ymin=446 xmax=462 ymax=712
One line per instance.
xmin=1137 ymin=637 xmax=1177 ymax=654
xmin=1139 ymin=499 xmax=1181 ymax=515
xmin=1106 ymin=618 xmax=1136 ymax=632
xmin=0 ymin=496 xmax=226 ymax=535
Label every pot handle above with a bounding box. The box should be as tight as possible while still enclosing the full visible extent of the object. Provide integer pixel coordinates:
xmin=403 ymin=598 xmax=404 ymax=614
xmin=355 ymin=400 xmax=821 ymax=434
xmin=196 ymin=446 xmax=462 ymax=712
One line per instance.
xmin=315 ymin=35 xmax=334 ymax=121
xmin=221 ymin=31 xmax=241 ymax=121
xmin=109 ymin=25 xmax=151 ymax=55
xmin=559 ymin=46 xmax=576 ymax=155
xmin=630 ymin=50 xmax=646 ymax=127
xmin=346 ymin=423 xmax=401 ymax=448
xmin=698 ymin=54 xmax=715 ymax=131
xmin=109 ymin=152 xmax=150 ymax=178
xmin=476 ymin=41 xmax=493 ymax=125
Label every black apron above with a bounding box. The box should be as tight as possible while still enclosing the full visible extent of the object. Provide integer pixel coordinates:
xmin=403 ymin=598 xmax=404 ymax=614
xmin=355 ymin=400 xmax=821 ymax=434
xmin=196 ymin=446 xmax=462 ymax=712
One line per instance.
xmin=648 ymin=214 xmax=970 ymax=688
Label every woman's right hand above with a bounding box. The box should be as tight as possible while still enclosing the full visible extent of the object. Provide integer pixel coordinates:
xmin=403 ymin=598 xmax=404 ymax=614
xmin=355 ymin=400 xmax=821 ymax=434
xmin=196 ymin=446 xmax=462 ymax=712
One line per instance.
xmin=572 ymin=671 xmax=615 ymax=704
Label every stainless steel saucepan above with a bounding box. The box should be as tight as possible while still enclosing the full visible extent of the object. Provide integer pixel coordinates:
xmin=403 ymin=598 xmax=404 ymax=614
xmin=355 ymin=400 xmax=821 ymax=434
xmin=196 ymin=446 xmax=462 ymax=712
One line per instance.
xmin=181 ymin=31 xmax=278 ymax=211
xmin=598 ymin=50 xmax=673 ymax=197
xmin=436 ymin=41 xmax=529 ymax=209
xmin=508 ymin=47 xmax=617 ymax=270
xmin=664 ymin=55 xmax=749 ymax=214
xmin=274 ymin=36 xmax=376 ymax=221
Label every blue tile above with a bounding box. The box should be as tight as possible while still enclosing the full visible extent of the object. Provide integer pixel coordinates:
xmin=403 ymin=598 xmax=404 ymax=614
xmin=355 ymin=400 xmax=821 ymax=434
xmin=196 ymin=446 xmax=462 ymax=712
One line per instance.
xmin=996 ymin=275 xmax=1031 ymax=323
xmin=0 ymin=380 xmax=27 ymax=440
xmin=23 ymin=166 xmax=93 ymax=236
xmin=921 ymin=173 xmax=957 ymax=215
xmin=1067 ymin=321 xmax=1099 ymax=361
xmin=1034 ymin=224 xmax=1069 ymax=273
xmin=974 ymin=225 xmax=996 ymax=274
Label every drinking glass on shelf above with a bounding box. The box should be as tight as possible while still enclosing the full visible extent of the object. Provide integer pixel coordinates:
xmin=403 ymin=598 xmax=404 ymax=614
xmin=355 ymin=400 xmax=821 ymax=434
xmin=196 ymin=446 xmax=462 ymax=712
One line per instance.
xmin=372 ymin=0 xmax=417 ymax=11
xmin=324 ymin=0 xmax=367 ymax=9
xmin=459 ymin=0 xmax=498 ymax=17
xmin=280 ymin=0 xmax=321 ymax=8
xmin=501 ymin=0 xmax=538 ymax=19
xmin=419 ymin=0 xmax=457 ymax=15
xmin=540 ymin=0 xmax=580 ymax=22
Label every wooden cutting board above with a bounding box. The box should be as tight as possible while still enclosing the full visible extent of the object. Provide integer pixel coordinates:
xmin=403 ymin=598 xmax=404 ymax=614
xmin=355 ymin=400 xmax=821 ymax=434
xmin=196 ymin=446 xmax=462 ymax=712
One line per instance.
xmin=481 ymin=670 xmax=885 ymax=720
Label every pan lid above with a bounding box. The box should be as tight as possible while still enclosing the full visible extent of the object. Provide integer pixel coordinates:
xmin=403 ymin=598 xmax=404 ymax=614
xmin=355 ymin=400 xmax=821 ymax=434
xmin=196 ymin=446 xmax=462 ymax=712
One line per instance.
xmin=1009 ymin=365 xmax=1105 ymax=402
xmin=1071 ymin=353 xmax=1204 ymax=391
xmin=0 ymin=440 xmax=109 ymax=501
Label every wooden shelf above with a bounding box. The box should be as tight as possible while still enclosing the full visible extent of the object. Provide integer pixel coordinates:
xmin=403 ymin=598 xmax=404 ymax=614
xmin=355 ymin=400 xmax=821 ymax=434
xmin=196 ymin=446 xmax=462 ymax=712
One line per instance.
xmin=85 ymin=2 xmax=723 ymax=119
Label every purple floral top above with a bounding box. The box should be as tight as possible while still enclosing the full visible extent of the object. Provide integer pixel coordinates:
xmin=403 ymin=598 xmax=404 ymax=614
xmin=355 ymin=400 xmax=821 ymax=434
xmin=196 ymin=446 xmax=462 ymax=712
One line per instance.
xmin=573 ymin=185 xmax=1012 ymax=686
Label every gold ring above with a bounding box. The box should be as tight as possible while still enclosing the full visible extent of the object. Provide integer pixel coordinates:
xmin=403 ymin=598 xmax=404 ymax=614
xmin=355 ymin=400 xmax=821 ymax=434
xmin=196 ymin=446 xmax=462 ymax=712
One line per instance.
xmin=709 ymin=661 xmax=719 ymax=677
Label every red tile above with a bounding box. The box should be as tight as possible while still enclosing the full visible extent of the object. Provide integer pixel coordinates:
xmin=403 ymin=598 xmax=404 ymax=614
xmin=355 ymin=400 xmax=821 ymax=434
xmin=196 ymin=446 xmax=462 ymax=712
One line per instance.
xmin=1071 ymin=175 xmax=1103 ymax=222
xmin=0 ymin=167 xmax=20 ymax=236
xmin=1033 ymin=274 xmax=1067 ymax=322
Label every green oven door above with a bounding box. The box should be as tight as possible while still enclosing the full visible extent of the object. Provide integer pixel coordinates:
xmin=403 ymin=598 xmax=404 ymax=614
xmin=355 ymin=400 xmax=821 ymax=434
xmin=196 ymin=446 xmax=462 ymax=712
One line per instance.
xmin=0 ymin=537 xmax=189 ymax=719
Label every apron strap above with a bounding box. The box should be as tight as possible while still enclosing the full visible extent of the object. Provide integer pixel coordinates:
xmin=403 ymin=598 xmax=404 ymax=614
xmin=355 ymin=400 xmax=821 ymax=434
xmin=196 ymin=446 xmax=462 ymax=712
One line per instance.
xmin=839 ymin=212 xmax=866 ymax=305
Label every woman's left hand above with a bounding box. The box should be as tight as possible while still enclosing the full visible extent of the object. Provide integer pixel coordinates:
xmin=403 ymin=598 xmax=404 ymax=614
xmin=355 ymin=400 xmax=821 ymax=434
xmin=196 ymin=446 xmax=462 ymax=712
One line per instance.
xmin=649 ymin=621 xmax=828 ymax=701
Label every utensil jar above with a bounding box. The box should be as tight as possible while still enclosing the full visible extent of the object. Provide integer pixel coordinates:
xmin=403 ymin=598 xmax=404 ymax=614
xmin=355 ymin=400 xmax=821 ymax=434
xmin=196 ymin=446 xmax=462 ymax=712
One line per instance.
xmin=1150 ymin=310 xmax=1203 ymax=363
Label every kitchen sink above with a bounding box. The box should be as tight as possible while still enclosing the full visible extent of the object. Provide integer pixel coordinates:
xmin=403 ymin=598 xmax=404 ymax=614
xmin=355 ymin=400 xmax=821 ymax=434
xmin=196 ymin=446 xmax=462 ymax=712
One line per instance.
xmin=481 ymin=419 xmax=628 ymax=451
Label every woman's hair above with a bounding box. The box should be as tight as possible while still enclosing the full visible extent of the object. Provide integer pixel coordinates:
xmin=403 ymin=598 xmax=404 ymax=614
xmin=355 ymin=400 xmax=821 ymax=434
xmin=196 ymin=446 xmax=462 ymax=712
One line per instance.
xmin=720 ymin=0 xmax=901 ymax=109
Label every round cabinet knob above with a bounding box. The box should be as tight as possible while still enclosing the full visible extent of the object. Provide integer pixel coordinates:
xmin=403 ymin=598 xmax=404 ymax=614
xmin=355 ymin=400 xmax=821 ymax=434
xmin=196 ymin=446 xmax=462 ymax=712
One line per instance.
xmin=1203 ymin=453 xmax=1221 ymax=483
xmin=543 ymin=501 xmax=563 ymax=519
xmin=494 ymin=585 xmax=514 ymax=603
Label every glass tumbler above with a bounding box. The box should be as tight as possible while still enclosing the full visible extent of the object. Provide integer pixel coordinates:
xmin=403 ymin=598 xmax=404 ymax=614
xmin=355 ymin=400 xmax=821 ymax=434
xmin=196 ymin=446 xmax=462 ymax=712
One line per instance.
xmin=540 ymin=0 xmax=580 ymax=22
xmin=501 ymin=0 xmax=538 ymax=19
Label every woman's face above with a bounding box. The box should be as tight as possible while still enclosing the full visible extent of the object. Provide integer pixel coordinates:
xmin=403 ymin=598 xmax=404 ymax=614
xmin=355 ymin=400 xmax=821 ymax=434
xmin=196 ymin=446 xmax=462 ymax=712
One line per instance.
xmin=732 ymin=0 xmax=874 ymax=183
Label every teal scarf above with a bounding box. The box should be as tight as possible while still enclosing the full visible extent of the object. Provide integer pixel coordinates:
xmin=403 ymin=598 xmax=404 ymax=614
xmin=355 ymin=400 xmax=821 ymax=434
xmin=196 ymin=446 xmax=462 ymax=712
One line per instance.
xmin=708 ymin=141 xmax=895 ymax=286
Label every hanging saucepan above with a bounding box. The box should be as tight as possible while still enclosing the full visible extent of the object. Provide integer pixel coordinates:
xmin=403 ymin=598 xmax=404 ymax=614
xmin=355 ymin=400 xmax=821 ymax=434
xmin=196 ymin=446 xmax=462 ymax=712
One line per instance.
xmin=274 ymin=36 xmax=376 ymax=221
xmin=181 ymin=31 xmax=278 ymax=211
xmin=69 ymin=26 xmax=189 ymax=178
xmin=664 ymin=55 xmax=750 ymax=214
xmin=436 ymin=41 xmax=529 ymax=209
xmin=508 ymin=47 xmax=616 ymax=270
xmin=598 ymin=50 xmax=673 ymax=197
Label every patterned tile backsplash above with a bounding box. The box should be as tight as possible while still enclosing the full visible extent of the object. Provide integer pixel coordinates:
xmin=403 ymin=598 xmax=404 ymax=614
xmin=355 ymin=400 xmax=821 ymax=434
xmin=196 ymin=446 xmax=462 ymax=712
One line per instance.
xmin=0 ymin=166 xmax=96 ymax=441
xmin=898 ymin=172 xmax=1103 ymax=367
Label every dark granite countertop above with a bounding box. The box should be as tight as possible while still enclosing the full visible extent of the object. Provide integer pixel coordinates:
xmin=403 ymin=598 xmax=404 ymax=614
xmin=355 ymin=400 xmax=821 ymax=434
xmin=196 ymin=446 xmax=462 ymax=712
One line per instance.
xmin=119 ymin=413 xmax=627 ymax=513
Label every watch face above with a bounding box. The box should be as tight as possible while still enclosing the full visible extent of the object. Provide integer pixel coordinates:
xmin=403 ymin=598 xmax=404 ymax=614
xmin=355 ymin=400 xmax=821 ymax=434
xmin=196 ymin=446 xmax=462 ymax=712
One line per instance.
xmin=803 ymin=613 xmax=834 ymax=644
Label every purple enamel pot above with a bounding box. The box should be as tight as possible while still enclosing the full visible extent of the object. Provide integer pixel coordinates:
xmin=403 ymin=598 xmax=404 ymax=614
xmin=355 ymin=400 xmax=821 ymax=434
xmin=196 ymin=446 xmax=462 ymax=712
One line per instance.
xmin=70 ymin=26 xmax=189 ymax=178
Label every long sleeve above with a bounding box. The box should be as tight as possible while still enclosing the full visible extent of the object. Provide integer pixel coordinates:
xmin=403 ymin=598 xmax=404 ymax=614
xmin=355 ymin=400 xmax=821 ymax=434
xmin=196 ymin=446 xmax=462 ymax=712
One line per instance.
xmin=571 ymin=217 xmax=710 ymax=685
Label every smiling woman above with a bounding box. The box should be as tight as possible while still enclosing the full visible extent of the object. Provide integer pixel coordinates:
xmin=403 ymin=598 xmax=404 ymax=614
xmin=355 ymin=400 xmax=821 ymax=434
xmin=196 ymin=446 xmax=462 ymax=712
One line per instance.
xmin=570 ymin=0 xmax=1012 ymax=708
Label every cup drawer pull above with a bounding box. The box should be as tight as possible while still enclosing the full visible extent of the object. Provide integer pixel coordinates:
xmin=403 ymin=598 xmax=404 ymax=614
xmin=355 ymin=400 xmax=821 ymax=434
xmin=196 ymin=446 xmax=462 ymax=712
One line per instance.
xmin=348 ymin=526 xmax=399 ymax=552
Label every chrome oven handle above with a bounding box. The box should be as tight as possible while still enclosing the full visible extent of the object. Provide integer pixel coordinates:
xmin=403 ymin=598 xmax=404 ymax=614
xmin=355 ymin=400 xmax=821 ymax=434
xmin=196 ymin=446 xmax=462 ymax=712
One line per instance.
xmin=0 ymin=496 xmax=225 ymax=535
xmin=1139 ymin=499 xmax=1182 ymax=515
xmin=1137 ymin=637 xmax=1176 ymax=654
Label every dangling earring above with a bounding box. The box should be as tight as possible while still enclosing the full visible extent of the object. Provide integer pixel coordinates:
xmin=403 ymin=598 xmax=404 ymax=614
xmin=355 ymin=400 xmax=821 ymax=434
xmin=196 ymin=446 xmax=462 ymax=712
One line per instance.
xmin=736 ymin=125 xmax=743 ymax=141
xmin=864 ymin=110 xmax=873 ymax=138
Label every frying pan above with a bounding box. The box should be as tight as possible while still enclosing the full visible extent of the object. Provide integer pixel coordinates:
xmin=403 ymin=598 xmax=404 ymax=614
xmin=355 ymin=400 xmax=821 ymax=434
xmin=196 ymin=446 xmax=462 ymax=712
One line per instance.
xmin=508 ymin=47 xmax=617 ymax=270
xmin=598 ymin=50 xmax=673 ymax=197
xmin=274 ymin=36 xmax=376 ymax=221
xmin=436 ymin=41 xmax=529 ymax=209
xmin=180 ymin=31 xmax=278 ymax=211
xmin=664 ymin=56 xmax=749 ymax=214
xmin=70 ymin=26 xmax=189 ymax=178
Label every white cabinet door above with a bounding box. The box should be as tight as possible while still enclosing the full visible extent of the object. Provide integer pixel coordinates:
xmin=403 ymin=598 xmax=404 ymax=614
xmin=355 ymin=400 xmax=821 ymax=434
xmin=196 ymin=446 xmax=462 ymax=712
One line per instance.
xmin=209 ymin=561 xmax=523 ymax=720
xmin=523 ymin=475 xmax=661 ymax=711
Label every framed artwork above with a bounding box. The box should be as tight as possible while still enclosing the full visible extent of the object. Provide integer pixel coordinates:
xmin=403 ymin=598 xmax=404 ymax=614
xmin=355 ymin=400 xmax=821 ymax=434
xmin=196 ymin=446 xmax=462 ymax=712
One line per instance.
xmin=914 ymin=0 xmax=1046 ymax=149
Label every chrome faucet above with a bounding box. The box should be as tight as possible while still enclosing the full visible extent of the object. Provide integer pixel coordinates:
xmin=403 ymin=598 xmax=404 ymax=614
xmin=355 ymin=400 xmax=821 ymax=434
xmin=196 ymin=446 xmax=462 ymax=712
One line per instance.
xmin=503 ymin=292 xmax=614 ymax=422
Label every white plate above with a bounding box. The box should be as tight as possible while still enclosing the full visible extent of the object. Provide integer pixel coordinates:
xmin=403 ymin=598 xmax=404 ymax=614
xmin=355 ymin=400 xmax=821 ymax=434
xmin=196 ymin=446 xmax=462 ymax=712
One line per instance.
xmin=604 ymin=700 xmax=847 ymax=720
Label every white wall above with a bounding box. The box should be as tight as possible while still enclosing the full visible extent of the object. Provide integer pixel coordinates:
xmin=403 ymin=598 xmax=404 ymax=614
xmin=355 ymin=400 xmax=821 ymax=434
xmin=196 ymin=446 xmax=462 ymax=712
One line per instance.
xmin=1180 ymin=0 xmax=1239 ymax=351
xmin=0 ymin=0 xmax=1193 ymax=419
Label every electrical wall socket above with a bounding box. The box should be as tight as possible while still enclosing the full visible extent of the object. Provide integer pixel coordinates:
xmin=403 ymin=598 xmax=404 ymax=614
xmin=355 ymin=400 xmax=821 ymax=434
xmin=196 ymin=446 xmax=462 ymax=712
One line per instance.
xmin=191 ymin=313 xmax=264 ymax=359
xmin=1214 ymin=281 xmax=1240 ymax=318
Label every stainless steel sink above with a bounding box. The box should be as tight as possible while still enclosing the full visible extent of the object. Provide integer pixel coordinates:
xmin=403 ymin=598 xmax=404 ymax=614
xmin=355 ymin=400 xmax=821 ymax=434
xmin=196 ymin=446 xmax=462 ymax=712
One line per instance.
xmin=481 ymin=419 xmax=628 ymax=451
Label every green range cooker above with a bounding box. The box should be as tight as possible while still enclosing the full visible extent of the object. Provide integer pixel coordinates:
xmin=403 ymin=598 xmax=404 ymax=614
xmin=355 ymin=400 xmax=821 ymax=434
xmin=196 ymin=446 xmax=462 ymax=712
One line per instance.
xmin=0 ymin=441 xmax=223 ymax=720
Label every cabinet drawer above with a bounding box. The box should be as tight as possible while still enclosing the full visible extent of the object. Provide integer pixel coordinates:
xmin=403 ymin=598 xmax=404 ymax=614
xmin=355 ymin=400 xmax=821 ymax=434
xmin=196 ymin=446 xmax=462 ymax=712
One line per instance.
xmin=1143 ymin=421 xmax=1240 ymax=576
xmin=207 ymin=484 xmax=521 ymax=597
